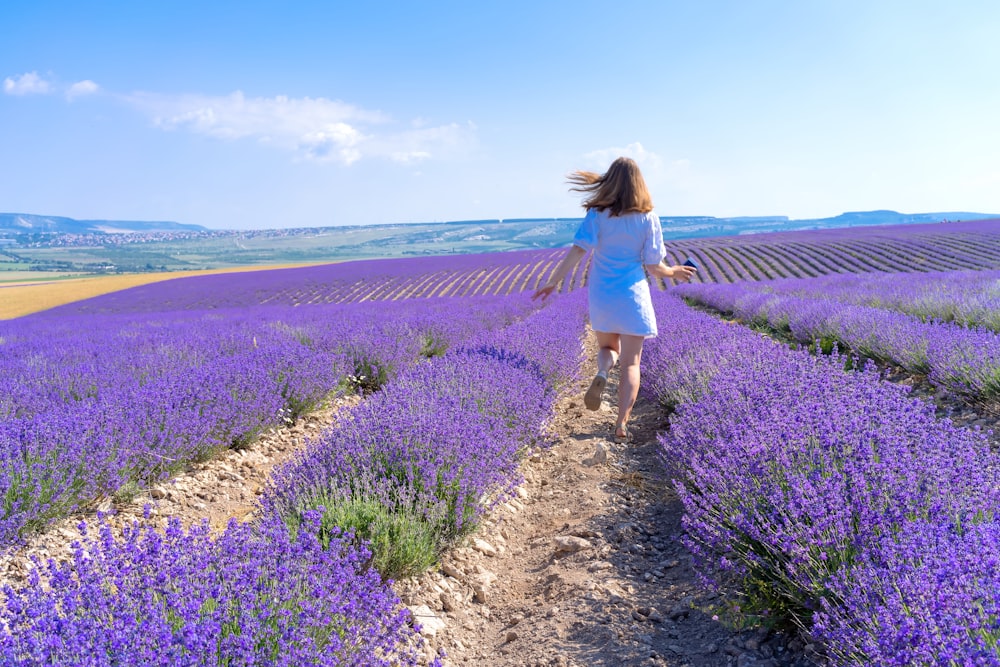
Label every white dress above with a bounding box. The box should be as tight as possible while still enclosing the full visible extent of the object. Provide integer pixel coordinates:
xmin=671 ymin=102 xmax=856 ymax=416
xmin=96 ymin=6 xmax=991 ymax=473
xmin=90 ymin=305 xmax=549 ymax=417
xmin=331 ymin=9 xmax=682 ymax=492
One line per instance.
xmin=571 ymin=208 xmax=666 ymax=337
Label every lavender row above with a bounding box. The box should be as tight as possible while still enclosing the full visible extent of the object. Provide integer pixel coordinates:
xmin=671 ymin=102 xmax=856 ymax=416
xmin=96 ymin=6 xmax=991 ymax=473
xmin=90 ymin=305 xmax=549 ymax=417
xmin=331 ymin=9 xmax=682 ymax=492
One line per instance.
xmin=39 ymin=249 xmax=568 ymax=315
xmin=262 ymin=291 xmax=589 ymax=577
xmin=28 ymin=221 xmax=1000 ymax=320
xmin=675 ymin=280 xmax=1000 ymax=401
xmin=688 ymin=268 xmax=1000 ymax=331
xmin=1 ymin=512 xmax=426 ymax=666
xmin=0 ymin=296 xmax=538 ymax=548
xmin=664 ymin=219 xmax=1000 ymax=284
xmin=643 ymin=291 xmax=1000 ymax=664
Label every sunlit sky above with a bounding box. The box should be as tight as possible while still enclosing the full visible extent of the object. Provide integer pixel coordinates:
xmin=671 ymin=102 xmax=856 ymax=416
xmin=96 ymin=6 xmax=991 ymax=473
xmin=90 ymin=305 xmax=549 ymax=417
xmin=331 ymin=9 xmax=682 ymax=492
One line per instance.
xmin=3 ymin=1 xmax=999 ymax=230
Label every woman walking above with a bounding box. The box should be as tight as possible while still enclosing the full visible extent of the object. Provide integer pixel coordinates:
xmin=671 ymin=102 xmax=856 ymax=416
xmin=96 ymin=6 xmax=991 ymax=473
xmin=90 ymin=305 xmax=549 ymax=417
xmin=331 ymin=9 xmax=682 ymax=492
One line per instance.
xmin=532 ymin=157 xmax=696 ymax=442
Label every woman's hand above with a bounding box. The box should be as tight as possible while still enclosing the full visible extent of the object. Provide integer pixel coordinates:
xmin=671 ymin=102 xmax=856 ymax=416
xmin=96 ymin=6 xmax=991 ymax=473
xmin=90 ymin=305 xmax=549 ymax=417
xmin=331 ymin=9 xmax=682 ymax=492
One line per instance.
xmin=532 ymin=281 xmax=558 ymax=301
xmin=645 ymin=262 xmax=698 ymax=282
xmin=667 ymin=264 xmax=697 ymax=282
xmin=532 ymin=245 xmax=585 ymax=301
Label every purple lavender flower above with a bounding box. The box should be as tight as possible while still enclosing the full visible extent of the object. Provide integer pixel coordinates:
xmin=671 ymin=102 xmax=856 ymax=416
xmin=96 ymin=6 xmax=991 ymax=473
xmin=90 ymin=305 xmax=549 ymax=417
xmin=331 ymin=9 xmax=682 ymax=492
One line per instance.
xmin=0 ymin=512 xmax=426 ymax=666
xmin=263 ymin=292 xmax=587 ymax=578
xmin=645 ymin=291 xmax=1000 ymax=664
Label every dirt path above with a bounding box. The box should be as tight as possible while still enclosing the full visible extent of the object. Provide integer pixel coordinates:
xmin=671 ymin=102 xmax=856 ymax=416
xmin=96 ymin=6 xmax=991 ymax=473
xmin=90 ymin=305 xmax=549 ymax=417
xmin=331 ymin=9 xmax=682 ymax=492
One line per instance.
xmin=397 ymin=338 xmax=820 ymax=667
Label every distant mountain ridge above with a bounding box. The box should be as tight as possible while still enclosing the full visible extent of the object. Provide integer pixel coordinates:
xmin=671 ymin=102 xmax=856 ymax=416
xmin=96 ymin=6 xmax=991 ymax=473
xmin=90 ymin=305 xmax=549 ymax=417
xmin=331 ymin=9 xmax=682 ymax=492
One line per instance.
xmin=0 ymin=209 xmax=995 ymax=241
xmin=2 ymin=209 xmax=997 ymax=276
xmin=0 ymin=213 xmax=206 ymax=234
xmin=655 ymin=209 xmax=998 ymax=238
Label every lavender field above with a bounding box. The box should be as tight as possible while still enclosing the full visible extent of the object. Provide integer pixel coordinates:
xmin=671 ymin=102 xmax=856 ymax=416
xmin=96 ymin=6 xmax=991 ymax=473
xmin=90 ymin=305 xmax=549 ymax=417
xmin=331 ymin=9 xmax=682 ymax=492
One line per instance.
xmin=662 ymin=218 xmax=1000 ymax=285
xmin=2 ymin=218 xmax=1000 ymax=665
xmin=675 ymin=268 xmax=1000 ymax=402
xmin=40 ymin=219 xmax=1000 ymax=314
xmin=642 ymin=292 xmax=1000 ymax=665
xmin=1 ymin=279 xmax=588 ymax=664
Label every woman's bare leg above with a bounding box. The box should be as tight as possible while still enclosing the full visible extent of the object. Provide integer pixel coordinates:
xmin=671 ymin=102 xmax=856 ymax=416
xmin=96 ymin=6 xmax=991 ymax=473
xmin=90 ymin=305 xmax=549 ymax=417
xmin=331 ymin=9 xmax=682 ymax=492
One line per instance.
xmin=614 ymin=334 xmax=645 ymax=436
xmin=594 ymin=331 xmax=620 ymax=377
xmin=585 ymin=331 xmax=620 ymax=410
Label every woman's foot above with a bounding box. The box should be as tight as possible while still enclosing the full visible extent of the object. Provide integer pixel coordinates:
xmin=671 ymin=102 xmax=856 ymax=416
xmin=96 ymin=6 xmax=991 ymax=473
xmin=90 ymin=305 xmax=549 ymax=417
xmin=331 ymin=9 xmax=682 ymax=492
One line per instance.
xmin=584 ymin=372 xmax=607 ymax=411
xmin=613 ymin=423 xmax=632 ymax=444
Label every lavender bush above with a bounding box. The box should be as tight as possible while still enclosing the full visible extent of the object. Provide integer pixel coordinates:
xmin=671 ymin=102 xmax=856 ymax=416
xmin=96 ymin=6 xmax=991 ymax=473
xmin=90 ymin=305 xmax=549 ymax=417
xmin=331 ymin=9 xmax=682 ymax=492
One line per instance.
xmin=815 ymin=518 xmax=1000 ymax=666
xmin=645 ymin=291 xmax=1000 ymax=664
xmin=0 ymin=293 xmax=538 ymax=548
xmin=263 ymin=291 xmax=588 ymax=578
xmin=0 ymin=512 xmax=425 ymax=666
xmin=675 ymin=280 xmax=1000 ymax=401
xmin=265 ymin=355 xmax=541 ymax=577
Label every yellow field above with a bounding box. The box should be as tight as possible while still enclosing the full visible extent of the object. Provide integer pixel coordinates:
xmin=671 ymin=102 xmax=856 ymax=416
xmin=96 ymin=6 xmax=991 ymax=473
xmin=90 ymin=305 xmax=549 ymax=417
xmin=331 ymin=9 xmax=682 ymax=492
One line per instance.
xmin=0 ymin=263 xmax=333 ymax=320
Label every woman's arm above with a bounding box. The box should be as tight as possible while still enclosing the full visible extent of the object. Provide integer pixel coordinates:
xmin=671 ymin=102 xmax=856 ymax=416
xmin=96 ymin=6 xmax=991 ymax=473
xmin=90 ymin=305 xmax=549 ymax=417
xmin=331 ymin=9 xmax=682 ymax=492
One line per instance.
xmin=532 ymin=244 xmax=587 ymax=301
xmin=645 ymin=261 xmax=697 ymax=282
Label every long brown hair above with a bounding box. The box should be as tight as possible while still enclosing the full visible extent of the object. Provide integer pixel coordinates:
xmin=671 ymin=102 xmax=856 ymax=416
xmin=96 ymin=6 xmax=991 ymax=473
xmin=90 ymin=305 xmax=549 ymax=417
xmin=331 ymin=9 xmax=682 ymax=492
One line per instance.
xmin=567 ymin=156 xmax=653 ymax=216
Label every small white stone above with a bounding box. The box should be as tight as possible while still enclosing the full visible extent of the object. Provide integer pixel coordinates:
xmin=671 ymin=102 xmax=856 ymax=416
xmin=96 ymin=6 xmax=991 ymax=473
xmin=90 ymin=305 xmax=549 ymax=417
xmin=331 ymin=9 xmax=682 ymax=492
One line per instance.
xmin=554 ymin=535 xmax=592 ymax=553
xmin=470 ymin=538 xmax=498 ymax=557
xmin=441 ymin=562 xmax=465 ymax=580
xmin=410 ymin=605 xmax=446 ymax=639
xmin=57 ymin=527 xmax=78 ymax=540
xmin=471 ymin=571 xmax=497 ymax=603
xmin=440 ymin=591 xmax=458 ymax=612
xmin=583 ymin=442 xmax=608 ymax=466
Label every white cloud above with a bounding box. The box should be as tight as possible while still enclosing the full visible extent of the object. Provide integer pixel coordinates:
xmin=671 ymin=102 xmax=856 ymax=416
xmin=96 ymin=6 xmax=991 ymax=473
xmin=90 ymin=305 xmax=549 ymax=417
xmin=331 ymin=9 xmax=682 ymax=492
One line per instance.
xmin=376 ymin=122 xmax=477 ymax=164
xmin=66 ymin=79 xmax=99 ymax=100
xmin=581 ymin=142 xmax=701 ymax=204
xmin=3 ymin=71 xmax=52 ymax=96
xmin=298 ymin=122 xmax=364 ymax=164
xmin=4 ymin=72 xmax=100 ymax=99
xmin=585 ymin=142 xmax=694 ymax=185
xmin=127 ymin=90 xmax=475 ymax=165
xmin=583 ymin=142 xmax=665 ymax=172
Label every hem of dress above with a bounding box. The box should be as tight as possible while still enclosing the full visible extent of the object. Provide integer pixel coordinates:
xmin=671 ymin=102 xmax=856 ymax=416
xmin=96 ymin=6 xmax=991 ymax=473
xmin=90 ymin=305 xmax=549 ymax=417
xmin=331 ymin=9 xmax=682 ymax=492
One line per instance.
xmin=591 ymin=328 xmax=658 ymax=339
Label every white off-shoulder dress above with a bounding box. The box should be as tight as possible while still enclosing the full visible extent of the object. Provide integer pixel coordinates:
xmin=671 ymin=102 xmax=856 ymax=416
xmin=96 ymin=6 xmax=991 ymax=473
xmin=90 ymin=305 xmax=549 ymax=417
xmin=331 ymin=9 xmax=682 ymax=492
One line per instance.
xmin=571 ymin=208 xmax=666 ymax=338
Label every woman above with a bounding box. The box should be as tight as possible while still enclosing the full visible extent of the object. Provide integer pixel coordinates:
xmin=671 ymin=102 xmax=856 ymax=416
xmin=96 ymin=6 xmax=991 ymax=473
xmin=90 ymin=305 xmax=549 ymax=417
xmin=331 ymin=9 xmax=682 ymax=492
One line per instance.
xmin=532 ymin=157 xmax=696 ymax=442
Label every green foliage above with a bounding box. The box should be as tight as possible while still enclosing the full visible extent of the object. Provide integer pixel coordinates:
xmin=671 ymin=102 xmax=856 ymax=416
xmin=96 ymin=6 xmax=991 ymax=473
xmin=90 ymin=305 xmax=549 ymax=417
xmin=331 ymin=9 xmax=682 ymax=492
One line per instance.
xmin=230 ymin=426 xmax=265 ymax=451
xmin=343 ymin=358 xmax=390 ymax=395
xmin=420 ymin=333 xmax=448 ymax=358
xmin=299 ymin=496 xmax=438 ymax=580
xmin=112 ymin=480 xmax=142 ymax=505
xmin=817 ymin=335 xmax=838 ymax=356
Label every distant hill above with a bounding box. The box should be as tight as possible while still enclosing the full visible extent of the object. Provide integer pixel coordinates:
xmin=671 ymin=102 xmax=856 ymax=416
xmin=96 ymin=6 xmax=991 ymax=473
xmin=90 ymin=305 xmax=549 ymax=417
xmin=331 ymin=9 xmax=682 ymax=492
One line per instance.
xmin=1 ymin=209 xmax=996 ymax=277
xmin=2 ymin=209 xmax=995 ymax=240
xmin=656 ymin=210 xmax=998 ymax=238
xmin=0 ymin=213 xmax=207 ymax=234
xmin=782 ymin=209 xmax=996 ymax=230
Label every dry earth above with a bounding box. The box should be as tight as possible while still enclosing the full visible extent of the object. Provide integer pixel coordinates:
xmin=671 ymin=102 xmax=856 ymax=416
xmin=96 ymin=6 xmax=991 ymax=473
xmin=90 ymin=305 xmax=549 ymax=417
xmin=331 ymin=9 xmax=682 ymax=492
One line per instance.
xmin=0 ymin=263 xmax=334 ymax=319
xmin=3 ymin=332 xmax=997 ymax=666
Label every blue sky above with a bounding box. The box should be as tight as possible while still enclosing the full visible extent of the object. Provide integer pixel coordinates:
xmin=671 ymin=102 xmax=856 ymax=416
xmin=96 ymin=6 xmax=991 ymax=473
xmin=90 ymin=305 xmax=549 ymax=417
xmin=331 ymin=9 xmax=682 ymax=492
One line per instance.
xmin=2 ymin=1 xmax=999 ymax=230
